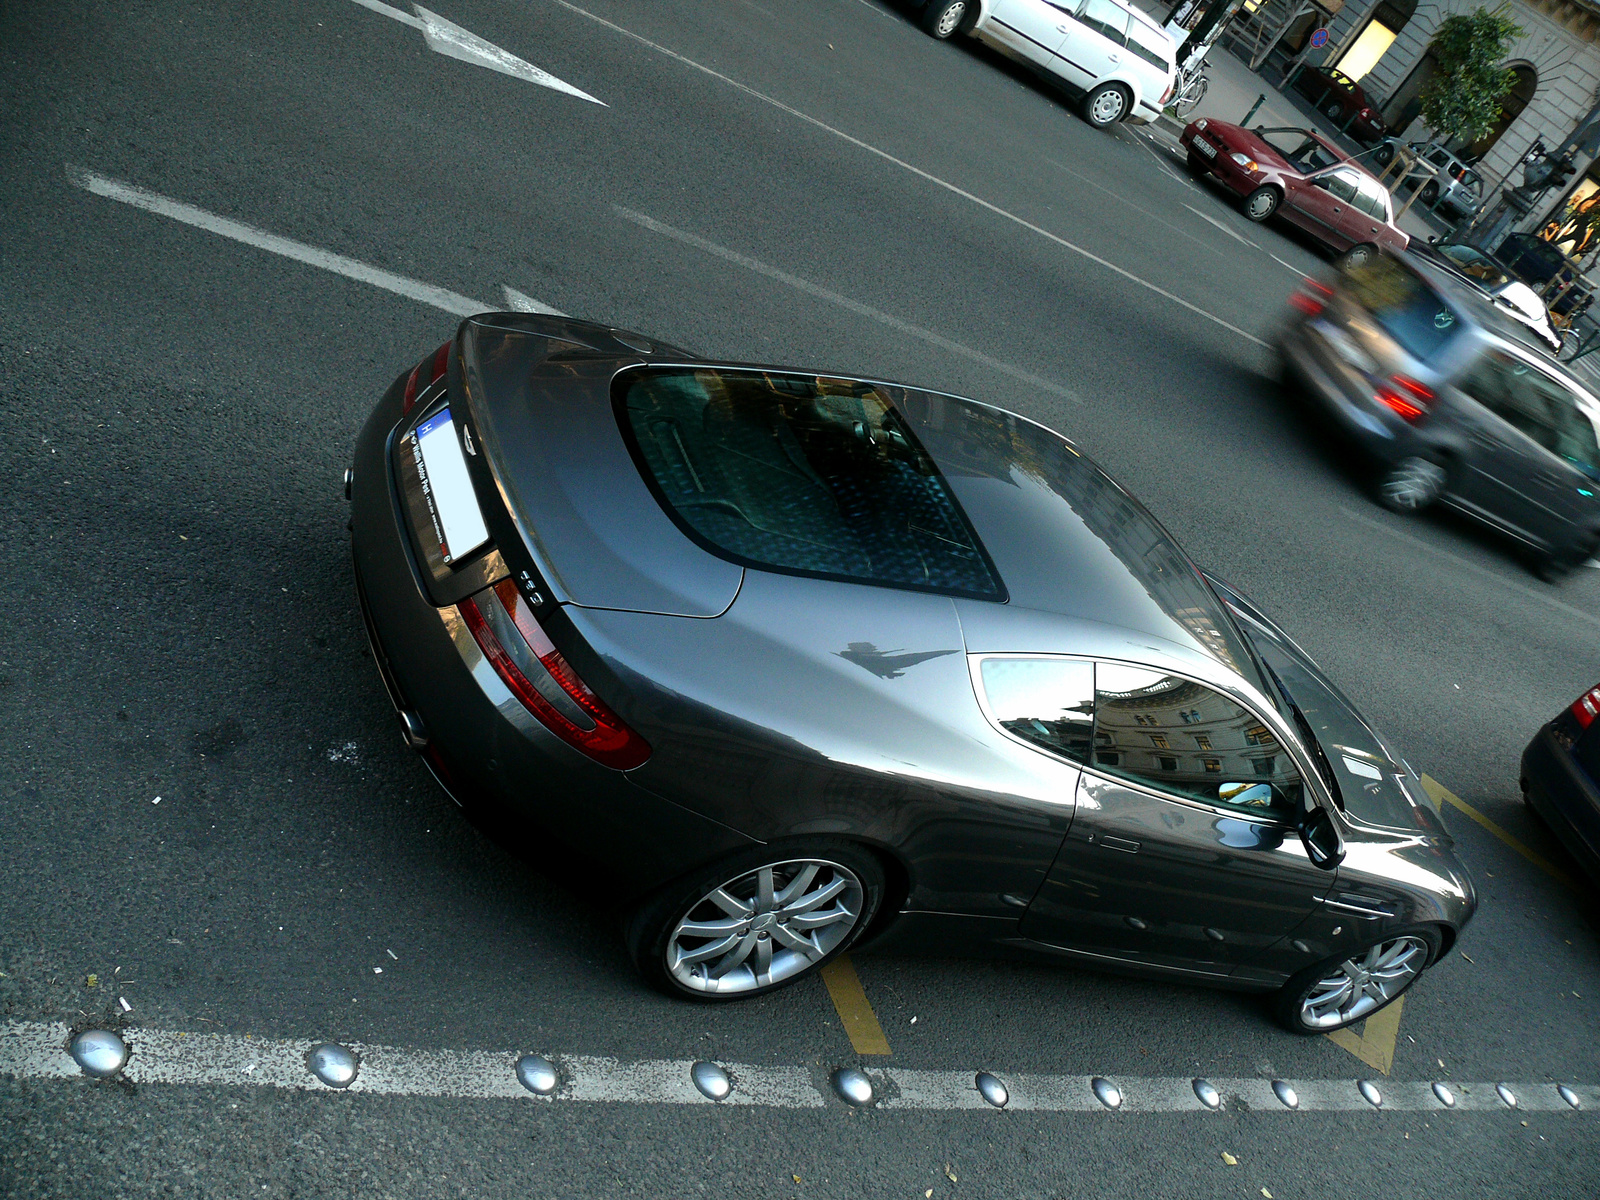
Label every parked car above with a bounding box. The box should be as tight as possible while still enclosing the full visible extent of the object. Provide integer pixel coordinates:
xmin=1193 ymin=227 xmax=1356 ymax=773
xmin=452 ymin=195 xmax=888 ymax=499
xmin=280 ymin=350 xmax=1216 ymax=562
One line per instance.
xmin=1183 ymin=121 xmax=1408 ymax=265
xmin=1370 ymin=140 xmax=1482 ymax=219
xmin=1495 ymin=232 xmax=1596 ymax=324
xmin=1279 ymin=249 xmax=1600 ymax=578
xmin=350 ymin=312 xmax=1476 ymax=1031
xmin=1410 ymin=240 xmax=1563 ymax=352
xmin=1291 ymin=66 xmax=1387 ymax=145
xmin=1522 ymin=682 xmax=1600 ymax=884
xmin=915 ymin=0 xmax=1176 ymax=128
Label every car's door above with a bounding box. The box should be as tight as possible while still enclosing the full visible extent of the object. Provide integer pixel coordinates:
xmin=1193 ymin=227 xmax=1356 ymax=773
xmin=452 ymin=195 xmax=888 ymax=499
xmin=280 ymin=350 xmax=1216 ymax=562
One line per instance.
xmin=1453 ymin=350 xmax=1566 ymax=544
xmin=1060 ymin=0 xmax=1131 ymax=87
xmin=1349 ymin=174 xmax=1394 ymax=246
xmin=1521 ymin=368 xmax=1600 ymax=535
xmin=1286 ymin=166 xmax=1362 ymax=249
xmin=986 ymin=0 xmax=1073 ymax=70
xmin=1016 ymin=662 xmax=1335 ymax=975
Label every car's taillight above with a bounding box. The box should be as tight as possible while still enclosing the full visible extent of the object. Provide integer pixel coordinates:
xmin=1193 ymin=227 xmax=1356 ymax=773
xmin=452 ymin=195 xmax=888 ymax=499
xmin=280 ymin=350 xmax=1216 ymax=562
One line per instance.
xmin=458 ymin=580 xmax=651 ymax=769
xmin=1160 ymin=77 xmax=1174 ymax=105
xmin=1571 ymin=685 xmax=1600 ymax=729
xmin=402 ymin=341 xmax=452 ymax=416
xmin=1374 ymin=375 xmax=1433 ymax=422
xmin=1289 ymin=277 xmax=1334 ymax=316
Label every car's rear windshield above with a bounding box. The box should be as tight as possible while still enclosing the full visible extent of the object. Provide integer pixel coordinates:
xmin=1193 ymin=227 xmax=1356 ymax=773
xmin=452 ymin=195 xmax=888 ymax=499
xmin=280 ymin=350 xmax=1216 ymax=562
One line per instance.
xmin=1343 ymin=255 xmax=1464 ymax=363
xmin=616 ymin=368 xmax=1006 ymax=600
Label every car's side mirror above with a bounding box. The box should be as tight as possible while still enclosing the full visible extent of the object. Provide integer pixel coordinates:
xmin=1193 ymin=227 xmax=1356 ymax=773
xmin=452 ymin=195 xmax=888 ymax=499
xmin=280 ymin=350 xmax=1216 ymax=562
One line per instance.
xmin=1299 ymin=806 xmax=1345 ymax=869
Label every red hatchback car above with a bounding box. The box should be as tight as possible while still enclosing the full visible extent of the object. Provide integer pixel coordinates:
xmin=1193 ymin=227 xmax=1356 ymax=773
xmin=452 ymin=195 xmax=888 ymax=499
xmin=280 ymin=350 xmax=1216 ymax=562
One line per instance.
xmin=1182 ymin=120 xmax=1408 ymax=266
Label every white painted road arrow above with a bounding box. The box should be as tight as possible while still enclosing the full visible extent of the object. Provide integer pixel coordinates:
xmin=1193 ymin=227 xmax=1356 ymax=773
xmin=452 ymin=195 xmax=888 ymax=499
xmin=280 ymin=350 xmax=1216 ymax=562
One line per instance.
xmin=351 ymin=0 xmax=605 ymax=105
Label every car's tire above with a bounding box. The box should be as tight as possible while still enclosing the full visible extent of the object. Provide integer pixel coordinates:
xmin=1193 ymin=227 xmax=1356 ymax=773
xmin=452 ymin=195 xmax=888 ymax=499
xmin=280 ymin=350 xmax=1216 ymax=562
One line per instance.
xmin=1421 ymin=181 xmax=1440 ymax=205
xmin=1376 ymin=455 xmax=1448 ymax=513
xmin=1082 ymin=83 xmax=1131 ymax=128
xmin=1242 ymin=185 xmax=1280 ymax=222
xmin=919 ymin=0 xmax=970 ymax=38
xmin=1372 ymin=143 xmax=1394 ymax=167
xmin=625 ymin=840 xmax=886 ymax=1001
xmin=1534 ymin=527 xmax=1600 ymax=584
xmin=1324 ymin=101 xmax=1343 ymax=120
xmin=1272 ymin=927 xmax=1441 ymax=1034
xmin=1339 ymin=242 xmax=1378 ymax=270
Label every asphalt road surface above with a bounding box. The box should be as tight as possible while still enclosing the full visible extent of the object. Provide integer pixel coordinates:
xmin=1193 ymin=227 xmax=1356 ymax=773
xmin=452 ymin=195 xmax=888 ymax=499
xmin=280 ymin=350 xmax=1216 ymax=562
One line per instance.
xmin=2 ymin=0 xmax=1598 ymax=1196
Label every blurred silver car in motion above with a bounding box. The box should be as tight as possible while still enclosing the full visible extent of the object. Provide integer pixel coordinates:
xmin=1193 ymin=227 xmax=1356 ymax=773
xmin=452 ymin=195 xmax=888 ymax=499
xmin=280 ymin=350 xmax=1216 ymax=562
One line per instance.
xmin=1279 ymin=249 xmax=1600 ymax=579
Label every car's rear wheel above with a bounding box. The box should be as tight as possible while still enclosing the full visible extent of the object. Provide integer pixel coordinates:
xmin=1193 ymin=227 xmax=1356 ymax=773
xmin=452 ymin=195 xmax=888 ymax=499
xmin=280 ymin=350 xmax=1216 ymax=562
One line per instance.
xmin=919 ymin=0 xmax=970 ymax=38
xmin=1324 ymin=101 xmax=1343 ymax=120
xmin=1083 ymin=83 xmax=1130 ymax=128
xmin=1272 ymin=928 xmax=1439 ymax=1033
xmin=1372 ymin=143 xmax=1394 ymax=167
xmin=1340 ymin=242 xmax=1378 ymax=269
xmin=1376 ymin=455 xmax=1447 ymax=512
xmin=1242 ymin=185 xmax=1280 ymax=222
xmin=1421 ymin=181 xmax=1441 ymax=205
xmin=627 ymin=841 xmax=885 ymax=1001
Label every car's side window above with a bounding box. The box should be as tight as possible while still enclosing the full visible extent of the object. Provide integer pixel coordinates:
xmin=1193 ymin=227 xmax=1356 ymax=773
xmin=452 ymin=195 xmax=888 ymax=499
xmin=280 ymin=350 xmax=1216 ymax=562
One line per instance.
xmin=1354 ymin=178 xmax=1389 ymax=219
xmin=1530 ymin=373 xmax=1600 ymax=474
xmin=1316 ymin=170 xmax=1359 ymax=202
xmin=1125 ymin=21 xmax=1172 ymax=70
xmin=979 ymin=658 xmax=1095 ymax=765
xmin=1092 ymin=664 xmax=1303 ymax=817
xmin=1461 ymin=353 xmax=1551 ymax=447
xmin=1077 ymin=0 xmax=1130 ymax=46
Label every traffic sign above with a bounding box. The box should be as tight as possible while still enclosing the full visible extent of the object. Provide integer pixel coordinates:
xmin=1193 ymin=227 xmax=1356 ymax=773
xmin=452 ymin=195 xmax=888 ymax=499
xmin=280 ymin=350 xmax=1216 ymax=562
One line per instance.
xmin=1310 ymin=27 xmax=1329 ymax=47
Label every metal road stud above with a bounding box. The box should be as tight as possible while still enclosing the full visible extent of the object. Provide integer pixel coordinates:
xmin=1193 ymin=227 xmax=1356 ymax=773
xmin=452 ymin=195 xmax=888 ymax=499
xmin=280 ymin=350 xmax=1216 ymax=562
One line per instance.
xmin=515 ymin=1054 xmax=558 ymax=1096
xmin=1432 ymin=1082 xmax=1456 ymax=1108
xmin=68 ymin=1029 xmax=128 ymax=1079
xmin=1193 ymin=1078 xmax=1221 ymax=1109
xmin=1557 ymin=1084 xmax=1582 ymax=1110
xmin=691 ymin=1061 xmax=732 ymax=1102
xmin=831 ymin=1067 xmax=875 ymax=1107
xmin=307 ymin=1043 xmax=358 ymax=1089
xmin=974 ymin=1072 xmax=1009 ymax=1109
xmin=1090 ymin=1077 xmax=1122 ymax=1110
xmin=1271 ymin=1080 xmax=1298 ymax=1109
xmin=1495 ymin=1083 xmax=1517 ymax=1108
xmin=1358 ymin=1079 xmax=1383 ymax=1108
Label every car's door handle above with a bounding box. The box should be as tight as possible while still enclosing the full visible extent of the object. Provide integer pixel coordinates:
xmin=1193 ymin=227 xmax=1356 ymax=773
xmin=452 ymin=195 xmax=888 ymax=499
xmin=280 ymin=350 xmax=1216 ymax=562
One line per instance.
xmin=1108 ymin=53 xmax=1120 ymax=62
xmin=1100 ymin=835 xmax=1140 ymax=854
xmin=1057 ymin=23 xmax=1070 ymax=32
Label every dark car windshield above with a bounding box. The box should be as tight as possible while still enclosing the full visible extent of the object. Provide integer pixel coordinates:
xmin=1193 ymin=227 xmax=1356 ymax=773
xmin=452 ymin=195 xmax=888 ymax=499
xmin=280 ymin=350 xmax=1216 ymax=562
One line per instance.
xmin=1344 ymin=255 xmax=1464 ymax=363
xmin=1255 ymin=127 xmax=1339 ymax=173
xmin=616 ymin=368 xmax=1005 ymax=599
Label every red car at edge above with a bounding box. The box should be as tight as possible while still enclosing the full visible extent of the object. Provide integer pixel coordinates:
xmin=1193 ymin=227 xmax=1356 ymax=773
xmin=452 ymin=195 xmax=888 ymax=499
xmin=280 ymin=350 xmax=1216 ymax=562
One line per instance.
xmin=1181 ymin=119 xmax=1409 ymax=266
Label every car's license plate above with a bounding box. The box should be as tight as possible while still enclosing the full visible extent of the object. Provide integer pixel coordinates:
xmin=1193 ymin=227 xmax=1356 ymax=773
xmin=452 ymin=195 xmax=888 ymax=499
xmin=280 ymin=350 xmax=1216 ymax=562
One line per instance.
xmin=412 ymin=407 xmax=489 ymax=564
xmin=1193 ymin=138 xmax=1217 ymax=158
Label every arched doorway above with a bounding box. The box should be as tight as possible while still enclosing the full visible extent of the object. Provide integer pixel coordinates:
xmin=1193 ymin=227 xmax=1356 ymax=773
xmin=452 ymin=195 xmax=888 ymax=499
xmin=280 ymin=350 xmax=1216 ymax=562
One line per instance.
xmin=1461 ymin=64 xmax=1537 ymax=159
xmin=1334 ymin=0 xmax=1417 ymax=83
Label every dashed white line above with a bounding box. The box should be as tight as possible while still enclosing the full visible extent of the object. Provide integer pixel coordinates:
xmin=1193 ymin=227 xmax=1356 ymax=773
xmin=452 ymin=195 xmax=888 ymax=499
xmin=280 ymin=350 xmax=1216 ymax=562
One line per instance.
xmin=1183 ymin=202 xmax=1258 ymax=248
xmin=501 ymin=284 xmax=565 ymax=315
xmin=616 ymin=206 xmax=1081 ymax=403
xmin=69 ymin=167 xmax=562 ymax=320
xmin=550 ymin=0 xmax=1268 ymax=349
xmin=4 ymin=1022 xmax=1593 ymax=1115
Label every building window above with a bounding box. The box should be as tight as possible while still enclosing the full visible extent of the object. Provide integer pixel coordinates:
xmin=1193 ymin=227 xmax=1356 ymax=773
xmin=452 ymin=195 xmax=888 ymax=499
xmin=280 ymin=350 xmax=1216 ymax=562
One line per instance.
xmin=1245 ymin=724 xmax=1276 ymax=746
xmin=1253 ymin=757 xmax=1276 ymax=776
xmin=1202 ymin=757 xmax=1221 ymax=773
xmin=1194 ymin=734 xmax=1212 ymax=751
xmin=1159 ymin=757 xmax=1179 ymax=771
xmin=1150 ymin=733 xmax=1170 ymax=749
xmin=1097 ymin=751 xmax=1120 ymax=766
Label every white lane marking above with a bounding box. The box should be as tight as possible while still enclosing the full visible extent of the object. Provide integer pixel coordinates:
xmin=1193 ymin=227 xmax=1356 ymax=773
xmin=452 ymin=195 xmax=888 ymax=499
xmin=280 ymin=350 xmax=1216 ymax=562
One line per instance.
xmin=1182 ymin=203 xmax=1257 ymax=248
xmin=6 ymin=1022 xmax=1594 ymax=1113
xmin=501 ymin=285 xmax=565 ymax=315
xmin=1131 ymin=130 xmax=1200 ymax=191
xmin=1044 ymin=158 xmax=1221 ymax=256
xmin=353 ymin=0 xmax=605 ymax=104
xmin=616 ymin=206 xmax=1081 ymax=403
xmin=550 ymin=0 xmax=1268 ymax=349
xmin=70 ymin=168 xmax=562 ymax=319
xmin=1339 ymin=506 xmax=1600 ymax=632
xmin=1270 ymin=251 xmax=1313 ymax=280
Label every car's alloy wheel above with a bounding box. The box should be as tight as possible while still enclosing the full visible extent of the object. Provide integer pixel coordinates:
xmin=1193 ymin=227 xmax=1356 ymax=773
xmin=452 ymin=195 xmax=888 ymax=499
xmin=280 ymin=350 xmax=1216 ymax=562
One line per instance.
xmin=1243 ymin=185 xmax=1279 ymax=221
xmin=1084 ymin=84 xmax=1128 ymax=127
xmin=1377 ymin=455 xmax=1446 ymax=512
xmin=920 ymin=0 xmax=968 ymax=38
xmin=1340 ymin=242 xmax=1377 ymax=269
xmin=1294 ymin=936 xmax=1430 ymax=1029
xmin=1325 ymin=101 xmax=1343 ymax=119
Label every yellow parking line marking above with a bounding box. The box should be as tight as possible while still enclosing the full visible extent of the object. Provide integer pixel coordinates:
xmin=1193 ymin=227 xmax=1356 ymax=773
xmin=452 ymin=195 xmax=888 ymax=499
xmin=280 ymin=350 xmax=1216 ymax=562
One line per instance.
xmin=1325 ymin=994 xmax=1403 ymax=1074
xmin=1419 ymin=774 xmax=1579 ymax=890
xmin=820 ymin=956 xmax=891 ymax=1056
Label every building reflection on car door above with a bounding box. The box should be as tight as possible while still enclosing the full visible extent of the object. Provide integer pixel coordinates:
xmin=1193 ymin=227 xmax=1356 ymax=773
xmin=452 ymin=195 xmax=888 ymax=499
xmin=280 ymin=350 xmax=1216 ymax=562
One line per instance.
xmin=1019 ymin=665 xmax=1334 ymax=976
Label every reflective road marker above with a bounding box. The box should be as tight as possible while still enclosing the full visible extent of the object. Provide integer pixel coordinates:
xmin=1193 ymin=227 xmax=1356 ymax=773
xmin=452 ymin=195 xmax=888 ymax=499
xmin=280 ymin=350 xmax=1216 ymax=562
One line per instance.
xmin=6 ymin=1021 xmax=1594 ymax=1114
xmin=1421 ymin=774 xmax=1580 ymax=890
xmin=819 ymin=956 xmax=891 ymax=1056
xmin=351 ymin=0 xmax=605 ymax=104
xmin=69 ymin=168 xmax=561 ymax=320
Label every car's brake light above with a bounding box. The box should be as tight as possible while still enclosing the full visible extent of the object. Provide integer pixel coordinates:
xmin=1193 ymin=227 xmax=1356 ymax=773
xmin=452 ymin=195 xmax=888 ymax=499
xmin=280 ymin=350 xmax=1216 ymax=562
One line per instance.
xmin=1160 ymin=77 xmax=1174 ymax=105
xmin=458 ymin=580 xmax=651 ymax=769
xmin=1374 ymin=375 xmax=1434 ymax=422
xmin=1571 ymin=685 xmax=1600 ymax=729
xmin=402 ymin=341 xmax=452 ymax=416
xmin=1289 ymin=277 xmax=1335 ymax=315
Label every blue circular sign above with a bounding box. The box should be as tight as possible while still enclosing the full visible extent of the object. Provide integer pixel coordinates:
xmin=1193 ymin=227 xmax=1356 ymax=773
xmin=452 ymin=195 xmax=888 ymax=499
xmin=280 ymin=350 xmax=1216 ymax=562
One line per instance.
xmin=1310 ymin=27 xmax=1330 ymax=47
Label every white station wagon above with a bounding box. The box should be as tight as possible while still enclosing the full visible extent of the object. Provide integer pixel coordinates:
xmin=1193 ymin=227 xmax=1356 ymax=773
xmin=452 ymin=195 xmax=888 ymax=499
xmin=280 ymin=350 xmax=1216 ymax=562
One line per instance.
xmin=917 ymin=0 xmax=1177 ymax=128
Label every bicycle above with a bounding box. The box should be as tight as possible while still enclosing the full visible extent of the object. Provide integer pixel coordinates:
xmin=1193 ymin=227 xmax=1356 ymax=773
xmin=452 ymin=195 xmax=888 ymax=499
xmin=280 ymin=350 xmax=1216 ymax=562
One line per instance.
xmin=1170 ymin=60 xmax=1209 ymax=118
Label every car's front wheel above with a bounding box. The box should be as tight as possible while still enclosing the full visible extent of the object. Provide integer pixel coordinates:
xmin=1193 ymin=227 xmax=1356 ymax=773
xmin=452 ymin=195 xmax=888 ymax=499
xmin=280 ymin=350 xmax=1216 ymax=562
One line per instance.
xmin=626 ymin=841 xmax=885 ymax=1001
xmin=919 ymin=0 xmax=971 ymax=38
xmin=1082 ymin=83 xmax=1130 ymax=128
xmin=1535 ymin=527 xmax=1600 ymax=583
xmin=1242 ymin=185 xmax=1280 ymax=222
xmin=1376 ymin=455 xmax=1447 ymax=512
xmin=1272 ymin=928 xmax=1440 ymax=1034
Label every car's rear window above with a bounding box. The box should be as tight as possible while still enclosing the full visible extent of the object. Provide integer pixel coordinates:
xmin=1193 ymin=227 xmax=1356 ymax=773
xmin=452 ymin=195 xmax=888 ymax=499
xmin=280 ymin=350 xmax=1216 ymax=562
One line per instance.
xmin=616 ymin=368 xmax=1006 ymax=600
xmin=1344 ymin=255 xmax=1463 ymax=363
xmin=1126 ymin=21 xmax=1173 ymax=70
